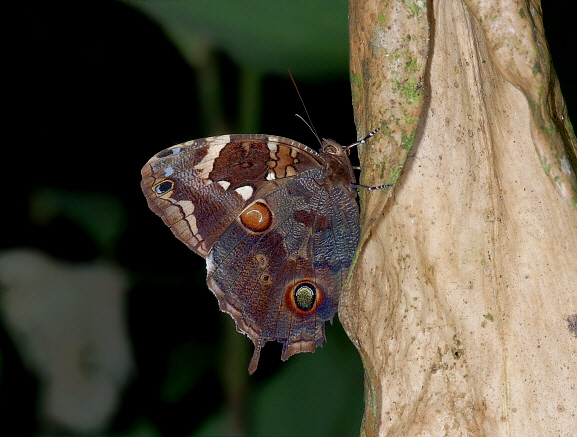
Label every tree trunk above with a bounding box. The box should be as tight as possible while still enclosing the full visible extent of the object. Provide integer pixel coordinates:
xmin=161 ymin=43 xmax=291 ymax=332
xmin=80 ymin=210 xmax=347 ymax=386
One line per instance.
xmin=342 ymin=0 xmax=577 ymax=435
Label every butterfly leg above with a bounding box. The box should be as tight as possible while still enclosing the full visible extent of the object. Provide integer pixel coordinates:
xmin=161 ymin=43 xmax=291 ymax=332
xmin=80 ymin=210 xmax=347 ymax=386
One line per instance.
xmin=351 ymin=183 xmax=391 ymax=191
xmin=345 ymin=128 xmax=381 ymax=150
xmin=348 ymin=128 xmax=390 ymax=190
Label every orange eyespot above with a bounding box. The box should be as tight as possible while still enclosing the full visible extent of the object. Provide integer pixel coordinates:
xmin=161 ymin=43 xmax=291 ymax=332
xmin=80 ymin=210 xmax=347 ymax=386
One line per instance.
xmin=240 ymin=201 xmax=272 ymax=232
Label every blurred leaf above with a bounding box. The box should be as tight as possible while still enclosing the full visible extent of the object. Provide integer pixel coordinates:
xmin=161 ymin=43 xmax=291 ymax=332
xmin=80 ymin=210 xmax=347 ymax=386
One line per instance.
xmin=124 ymin=0 xmax=348 ymax=78
xmin=191 ymin=410 xmax=228 ymax=437
xmin=192 ymin=321 xmax=363 ymax=437
xmin=161 ymin=341 xmax=208 ymax=403
xmin=251 ymin=322 xmax=363 ymax=436
xmin=113 ymin=417 xmax=162 ymax=437
xmin=29 ymin=187 xmax=126 ymax=255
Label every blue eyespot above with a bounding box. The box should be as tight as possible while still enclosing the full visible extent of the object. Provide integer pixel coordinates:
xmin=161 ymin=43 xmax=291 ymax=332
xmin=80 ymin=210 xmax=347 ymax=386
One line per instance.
xmin=155 ymin=180 xmax=174 ymax=195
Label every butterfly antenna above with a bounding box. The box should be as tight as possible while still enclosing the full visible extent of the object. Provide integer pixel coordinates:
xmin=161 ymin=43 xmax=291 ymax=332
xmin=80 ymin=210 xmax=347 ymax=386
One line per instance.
xmin=288 ymin=69 xmax=322 ymax=147
xmin=295 ymin=114 xmax=320 ymax=142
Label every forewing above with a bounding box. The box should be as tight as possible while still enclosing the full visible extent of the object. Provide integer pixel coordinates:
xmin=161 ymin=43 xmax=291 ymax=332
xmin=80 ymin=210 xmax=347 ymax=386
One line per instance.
xmin=140 ymin=135 xmax=322 ymax=257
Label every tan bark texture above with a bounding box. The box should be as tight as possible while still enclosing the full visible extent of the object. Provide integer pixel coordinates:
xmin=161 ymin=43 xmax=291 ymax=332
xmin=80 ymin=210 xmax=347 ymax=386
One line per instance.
xmin=341 ymin=0 xmax=577 ymax=436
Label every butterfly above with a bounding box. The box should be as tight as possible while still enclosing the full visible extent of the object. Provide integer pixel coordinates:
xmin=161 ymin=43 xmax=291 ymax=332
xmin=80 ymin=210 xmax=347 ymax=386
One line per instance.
xmin=141 ymin=130 xmax=385 ymax=373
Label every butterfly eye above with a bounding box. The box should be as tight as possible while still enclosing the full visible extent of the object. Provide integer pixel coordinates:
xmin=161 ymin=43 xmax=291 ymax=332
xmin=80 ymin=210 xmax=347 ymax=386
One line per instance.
xmin=154 ymin=180 xmax=174 ymax=196
xmin=293 ymin=283 xmax=317 ymax=312
xmin=323 ymin=144 xmax=339 ymax=155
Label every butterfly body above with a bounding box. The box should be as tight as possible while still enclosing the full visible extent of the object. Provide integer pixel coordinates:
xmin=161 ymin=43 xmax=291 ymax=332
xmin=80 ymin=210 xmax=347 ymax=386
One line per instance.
xmin=141 ymin=134 xmax=360 ymax=373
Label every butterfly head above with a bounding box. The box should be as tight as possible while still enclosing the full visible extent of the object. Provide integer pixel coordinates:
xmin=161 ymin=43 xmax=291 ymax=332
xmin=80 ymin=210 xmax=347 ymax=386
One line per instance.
xmin=320 ymin=139 xmax=356 ymax=188
xmin=320 ymin=138 xmax=347 ymax=157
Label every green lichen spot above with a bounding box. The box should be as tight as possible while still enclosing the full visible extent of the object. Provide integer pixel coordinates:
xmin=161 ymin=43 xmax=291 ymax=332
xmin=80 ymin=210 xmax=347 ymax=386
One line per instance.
xmin=380 ymin=122 xmax=393 ymax=139
xmin=540 ymin=156 xmax=551 ymax=175
xmin=378 ymin=12 xmax=386 ymax=23
xmin=567 ymin=118 xmax=575 ymax=138
xmin=401 ymin=129 xmax=415 ymax=151
xmin=351 ymin=73 xmax=363 ymax=87
xmin=406 ymin=0 xmax=422 ymax=18
xmin=540 ymin=123 xmax=556 ymax=137
xmin=394 ymin=76 xmax=421 ymax=105
xmin=484 ymin=313 xmax=494 ymax=322
xmin=404 ymin=57 xmax=419 ymax=74
xmin=376 ymin=162 xmax=387 ymax=180
xmin=389 ymin=167 xmax=401 ymax=183
xmin=519 ymin=8 xmax=526 ymax=18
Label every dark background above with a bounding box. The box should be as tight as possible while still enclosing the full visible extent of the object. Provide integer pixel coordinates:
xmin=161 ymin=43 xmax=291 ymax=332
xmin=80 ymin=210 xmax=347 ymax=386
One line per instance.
xmin=1 ymin=1 xmax=575 ymax=436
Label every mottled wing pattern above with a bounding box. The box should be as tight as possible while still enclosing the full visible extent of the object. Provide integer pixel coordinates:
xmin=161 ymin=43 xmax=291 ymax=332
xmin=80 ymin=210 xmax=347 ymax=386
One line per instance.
xmin=141 ymin=135 xmax=323 ymax=257
xmin=206 ymin=170 xmax=360 ymax=373
xmin=141 ymin=134 xmax=360 ymax=373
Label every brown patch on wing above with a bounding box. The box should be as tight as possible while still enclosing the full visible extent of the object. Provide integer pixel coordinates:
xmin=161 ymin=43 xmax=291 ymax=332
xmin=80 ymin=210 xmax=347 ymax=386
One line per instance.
xmin=275 ymin=145 xmax=298 ymax=177
xmin=141 ymin=141 xmax=253 ymax=257
xmin=209 ymin=140 xmax=270 ymax=186
xmin=293 ymin=210 xmax=314 ymax=227
xmin=142 ymin=162 xmax=209 ymax=256
xmin=268 ymin=144 xmax=319 ymax=178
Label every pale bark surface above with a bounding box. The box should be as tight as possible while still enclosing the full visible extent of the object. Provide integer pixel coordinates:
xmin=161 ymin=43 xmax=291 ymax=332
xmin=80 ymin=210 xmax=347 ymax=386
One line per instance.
xmin=341 ymin=0 xmax=577 ymax=436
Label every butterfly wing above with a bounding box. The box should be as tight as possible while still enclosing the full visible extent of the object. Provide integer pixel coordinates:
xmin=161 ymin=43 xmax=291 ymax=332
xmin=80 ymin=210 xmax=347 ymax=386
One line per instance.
xmin=207 ymin=172 xmax=360 ymax=373
xmin=141 ymin=134 xmax=360 ymax=373
xmin=141 ymin=134 xmax=323 ymax=257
